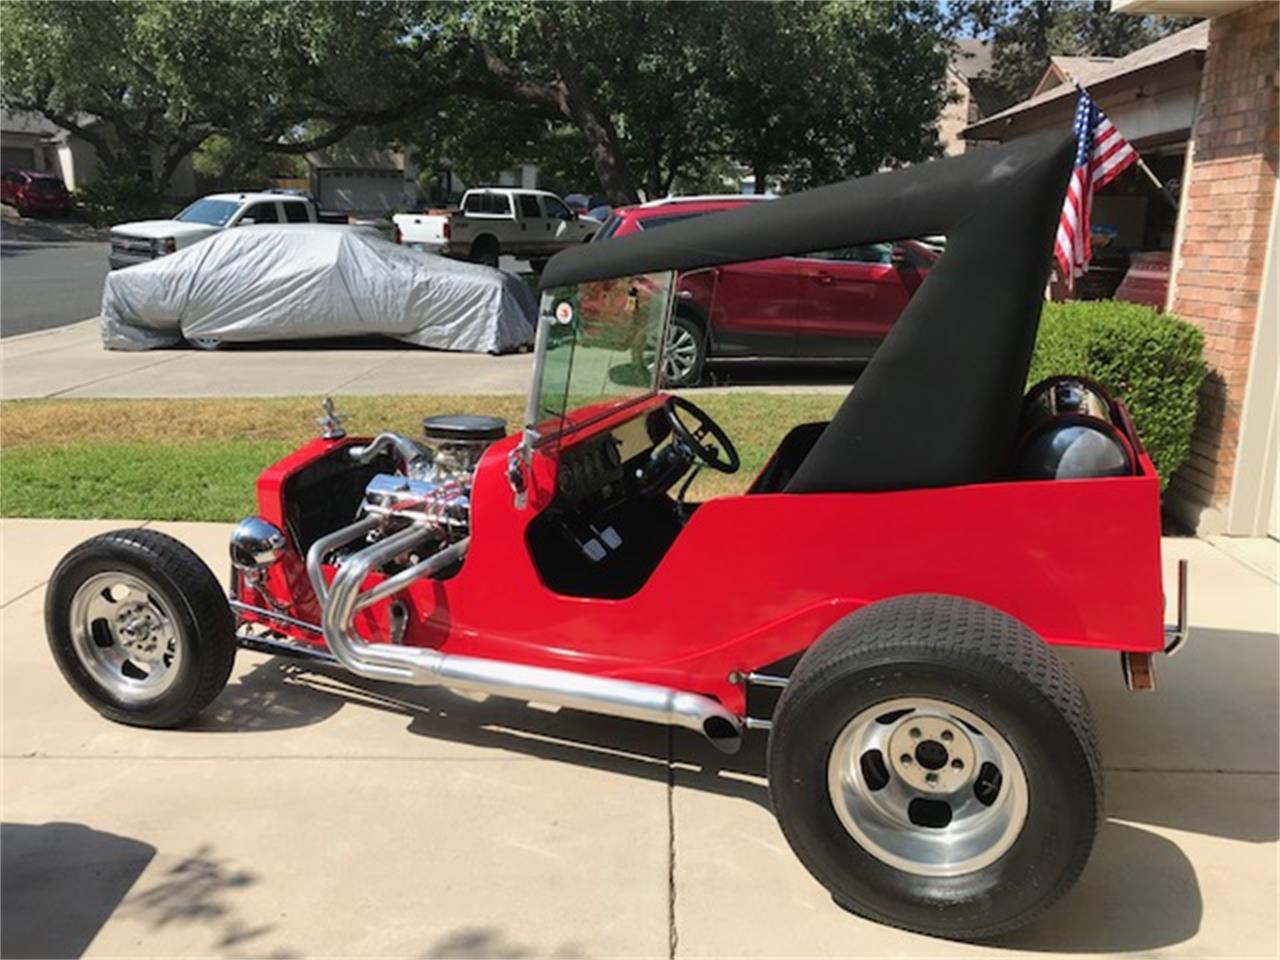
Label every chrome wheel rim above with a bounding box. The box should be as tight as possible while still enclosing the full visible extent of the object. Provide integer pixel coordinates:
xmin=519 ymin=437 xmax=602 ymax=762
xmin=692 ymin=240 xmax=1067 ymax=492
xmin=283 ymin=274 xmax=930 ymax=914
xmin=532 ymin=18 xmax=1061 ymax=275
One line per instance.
xmin=68 ymin=572 xmax=183 ymax=703
xmin=642 ymin=324 xmax=699 ymax=384
xmin=827 ymin=697 xmax=1028 ymax=877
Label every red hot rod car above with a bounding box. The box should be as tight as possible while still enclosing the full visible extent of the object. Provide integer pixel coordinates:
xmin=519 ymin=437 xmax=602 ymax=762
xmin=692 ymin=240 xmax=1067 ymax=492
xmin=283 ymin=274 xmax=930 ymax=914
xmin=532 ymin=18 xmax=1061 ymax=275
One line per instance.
xmin=45 ymin=130 xmax=1186 ymax=941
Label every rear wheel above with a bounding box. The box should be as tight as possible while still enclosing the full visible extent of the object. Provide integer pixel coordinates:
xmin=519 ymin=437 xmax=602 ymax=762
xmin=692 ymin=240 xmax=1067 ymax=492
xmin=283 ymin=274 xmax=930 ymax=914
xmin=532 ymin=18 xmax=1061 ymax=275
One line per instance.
xmin=470 ymin=236 xmax=500 ymax=268
xmin=639 ymin=311 xmax=706 ymax=387
xmin=768 ymin=594 xmax=1101 ymax=940
xmin=188 ymin=337 xmax=223 ymax=351
xmin=45 ymin=529 xmax=236 ymax=728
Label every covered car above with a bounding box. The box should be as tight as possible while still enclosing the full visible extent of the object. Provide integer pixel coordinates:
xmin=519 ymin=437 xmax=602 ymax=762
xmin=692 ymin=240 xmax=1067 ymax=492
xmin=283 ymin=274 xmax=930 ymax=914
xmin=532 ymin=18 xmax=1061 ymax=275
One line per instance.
xmin=100 ymin=224 xmax=537 ymax=353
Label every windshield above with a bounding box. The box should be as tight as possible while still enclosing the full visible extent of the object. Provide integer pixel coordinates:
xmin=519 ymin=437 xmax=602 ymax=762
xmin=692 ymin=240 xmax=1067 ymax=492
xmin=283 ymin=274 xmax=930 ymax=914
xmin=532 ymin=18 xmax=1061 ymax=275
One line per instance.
xmin=177 ymin=198 xmax=239 ymax=226
xmin=530 ymin=272 xmax=676 ymax=436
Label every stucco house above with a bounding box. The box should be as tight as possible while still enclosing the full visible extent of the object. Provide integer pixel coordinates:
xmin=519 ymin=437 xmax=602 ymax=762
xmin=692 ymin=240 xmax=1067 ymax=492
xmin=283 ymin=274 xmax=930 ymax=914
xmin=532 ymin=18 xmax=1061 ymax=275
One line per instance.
xmin=0 ymin=108 xmax=195 ymax=198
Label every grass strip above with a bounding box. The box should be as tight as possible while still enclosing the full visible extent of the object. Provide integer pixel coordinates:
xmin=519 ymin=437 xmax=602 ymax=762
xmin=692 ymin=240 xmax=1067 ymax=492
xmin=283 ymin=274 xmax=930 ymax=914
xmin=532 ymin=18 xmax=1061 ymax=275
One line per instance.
xmin=1 ymin=394 xmax=843 ymax=521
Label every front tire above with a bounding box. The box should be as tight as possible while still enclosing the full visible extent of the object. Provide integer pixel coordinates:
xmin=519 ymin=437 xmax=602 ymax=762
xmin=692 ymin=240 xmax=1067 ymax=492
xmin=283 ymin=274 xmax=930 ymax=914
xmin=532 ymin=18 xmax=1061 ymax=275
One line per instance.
xmin=768 ymin=594 xmax=1101 ymax=940
xmin=45 ymin=529 xmax=236 ymax=728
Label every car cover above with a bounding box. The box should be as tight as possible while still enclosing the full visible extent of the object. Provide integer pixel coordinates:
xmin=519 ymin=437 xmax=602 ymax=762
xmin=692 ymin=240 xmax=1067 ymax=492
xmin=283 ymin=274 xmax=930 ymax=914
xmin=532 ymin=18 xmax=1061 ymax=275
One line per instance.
xmin=100 ymin=224 xmax=537 ymax=353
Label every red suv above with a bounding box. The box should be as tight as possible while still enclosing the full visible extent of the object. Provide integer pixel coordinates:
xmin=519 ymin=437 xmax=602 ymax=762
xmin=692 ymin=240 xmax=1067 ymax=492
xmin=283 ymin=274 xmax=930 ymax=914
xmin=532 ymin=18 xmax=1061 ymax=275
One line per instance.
xmin=0 ymin=170 xmax=72 ymax=217
xmin=595 ymin=196 xmax=939 ymax=385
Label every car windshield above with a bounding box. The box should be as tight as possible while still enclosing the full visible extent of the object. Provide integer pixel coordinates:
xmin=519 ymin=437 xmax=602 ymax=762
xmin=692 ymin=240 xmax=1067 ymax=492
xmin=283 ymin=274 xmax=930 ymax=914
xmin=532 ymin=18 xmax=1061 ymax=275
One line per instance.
xmin=176 ymin=198 xmax=239 ymax=226
xmin=531 ymin=272 xmax=676 ymax=436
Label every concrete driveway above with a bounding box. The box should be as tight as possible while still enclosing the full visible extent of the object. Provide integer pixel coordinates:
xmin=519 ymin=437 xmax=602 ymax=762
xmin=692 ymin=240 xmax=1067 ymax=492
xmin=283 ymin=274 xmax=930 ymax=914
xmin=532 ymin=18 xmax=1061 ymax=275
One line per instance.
xmin=2 ymin=519 xmax=1276 ymax=958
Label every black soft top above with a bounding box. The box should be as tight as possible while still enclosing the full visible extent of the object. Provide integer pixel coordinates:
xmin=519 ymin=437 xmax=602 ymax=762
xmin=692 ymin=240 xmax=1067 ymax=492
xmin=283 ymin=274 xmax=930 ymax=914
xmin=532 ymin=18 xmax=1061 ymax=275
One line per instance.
xmin=542 ymin=130 xmax=1075 ymax=493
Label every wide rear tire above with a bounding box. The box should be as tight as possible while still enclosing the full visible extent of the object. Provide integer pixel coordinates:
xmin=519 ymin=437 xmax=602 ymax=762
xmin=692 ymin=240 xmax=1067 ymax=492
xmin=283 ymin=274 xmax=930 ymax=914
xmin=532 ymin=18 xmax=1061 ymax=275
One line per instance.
xmin=45 ymin=529 xmax=236 ymax=728
xmin=768 ymin=594 xmax=1101 ymax=940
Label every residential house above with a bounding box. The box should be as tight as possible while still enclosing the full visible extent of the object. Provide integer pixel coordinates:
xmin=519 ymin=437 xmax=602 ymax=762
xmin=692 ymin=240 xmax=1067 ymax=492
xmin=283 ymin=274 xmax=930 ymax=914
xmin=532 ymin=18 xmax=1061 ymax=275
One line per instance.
xmin=963 ymin=3 xmax=1278 ymax=538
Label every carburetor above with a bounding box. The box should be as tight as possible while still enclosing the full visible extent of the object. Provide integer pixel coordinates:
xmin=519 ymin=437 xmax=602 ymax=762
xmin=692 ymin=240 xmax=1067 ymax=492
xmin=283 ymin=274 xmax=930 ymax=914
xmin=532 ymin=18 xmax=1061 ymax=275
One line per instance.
xmin=350 ymin=415 xmax=507 ymax=538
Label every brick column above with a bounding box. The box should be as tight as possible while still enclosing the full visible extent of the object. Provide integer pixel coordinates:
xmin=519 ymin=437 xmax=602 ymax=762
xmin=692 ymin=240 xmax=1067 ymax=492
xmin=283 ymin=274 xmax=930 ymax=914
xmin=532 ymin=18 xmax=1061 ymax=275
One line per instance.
xmin=1168 ymin=1 xmax=1279 ymax=533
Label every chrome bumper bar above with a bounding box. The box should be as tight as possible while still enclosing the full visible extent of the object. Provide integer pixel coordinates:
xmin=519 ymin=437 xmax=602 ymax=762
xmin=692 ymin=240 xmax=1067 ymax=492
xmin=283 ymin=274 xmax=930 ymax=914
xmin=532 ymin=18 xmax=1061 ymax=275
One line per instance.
xmin=1164 ymin=558 xmax=1189 ymax=655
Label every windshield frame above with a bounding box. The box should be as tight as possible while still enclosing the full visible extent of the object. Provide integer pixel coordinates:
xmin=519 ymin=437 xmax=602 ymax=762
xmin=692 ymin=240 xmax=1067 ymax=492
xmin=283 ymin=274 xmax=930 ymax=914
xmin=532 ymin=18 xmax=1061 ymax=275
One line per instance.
xmin=523 ymin=274 xmax=676 ymax=447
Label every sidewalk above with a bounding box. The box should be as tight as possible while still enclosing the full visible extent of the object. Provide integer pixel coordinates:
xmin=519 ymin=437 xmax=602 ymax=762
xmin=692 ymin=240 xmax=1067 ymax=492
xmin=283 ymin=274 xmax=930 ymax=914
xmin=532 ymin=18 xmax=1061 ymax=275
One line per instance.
xmin=2 ymin=519 xmax=1277 ymax=957
xmin=0 ymin=320 xmax=537 ymax=399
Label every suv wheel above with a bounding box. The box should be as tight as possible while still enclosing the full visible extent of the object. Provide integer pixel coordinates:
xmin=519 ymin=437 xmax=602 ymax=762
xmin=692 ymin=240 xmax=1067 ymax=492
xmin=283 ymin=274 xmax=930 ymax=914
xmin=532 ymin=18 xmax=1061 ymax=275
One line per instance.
xmin=639 ymin=312 xmax=706 ymax=387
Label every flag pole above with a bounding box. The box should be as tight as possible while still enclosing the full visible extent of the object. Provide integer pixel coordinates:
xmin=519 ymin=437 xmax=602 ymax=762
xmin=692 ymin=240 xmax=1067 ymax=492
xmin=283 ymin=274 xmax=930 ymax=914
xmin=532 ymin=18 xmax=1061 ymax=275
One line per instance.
xmin=1074 ymin=81 xmax=1178 ymax=208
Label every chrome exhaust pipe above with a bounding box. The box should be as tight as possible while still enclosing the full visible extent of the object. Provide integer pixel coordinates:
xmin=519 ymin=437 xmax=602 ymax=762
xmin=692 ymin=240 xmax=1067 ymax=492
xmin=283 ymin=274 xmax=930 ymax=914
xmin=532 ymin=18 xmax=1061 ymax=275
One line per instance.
xmin=304 ymin=518 xmax=742 ymax=752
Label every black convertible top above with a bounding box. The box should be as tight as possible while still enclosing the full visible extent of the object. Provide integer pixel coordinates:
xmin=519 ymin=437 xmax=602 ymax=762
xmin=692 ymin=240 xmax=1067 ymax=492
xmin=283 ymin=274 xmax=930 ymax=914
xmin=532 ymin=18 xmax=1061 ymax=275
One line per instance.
xmin=542 ymin=130 xmax=1075 ymax=493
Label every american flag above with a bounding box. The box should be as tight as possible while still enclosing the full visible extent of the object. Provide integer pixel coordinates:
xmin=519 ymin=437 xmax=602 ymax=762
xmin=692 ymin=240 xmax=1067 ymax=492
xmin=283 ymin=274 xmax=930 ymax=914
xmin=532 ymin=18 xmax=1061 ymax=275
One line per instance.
xmin=1055 ymin=89 xmax=1138 ymax=287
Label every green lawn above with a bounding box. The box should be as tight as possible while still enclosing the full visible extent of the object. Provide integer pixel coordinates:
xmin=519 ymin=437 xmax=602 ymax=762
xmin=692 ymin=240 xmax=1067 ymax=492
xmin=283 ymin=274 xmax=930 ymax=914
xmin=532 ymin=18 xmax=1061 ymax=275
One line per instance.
xmin=0 ymin=394 xmax=843 ymax=521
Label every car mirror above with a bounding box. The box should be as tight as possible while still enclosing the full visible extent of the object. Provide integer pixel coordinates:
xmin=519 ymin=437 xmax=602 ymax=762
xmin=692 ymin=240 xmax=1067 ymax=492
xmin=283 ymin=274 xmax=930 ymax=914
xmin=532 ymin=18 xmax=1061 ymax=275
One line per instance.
xmin=239 ymin=217 xmax=255 ymax=226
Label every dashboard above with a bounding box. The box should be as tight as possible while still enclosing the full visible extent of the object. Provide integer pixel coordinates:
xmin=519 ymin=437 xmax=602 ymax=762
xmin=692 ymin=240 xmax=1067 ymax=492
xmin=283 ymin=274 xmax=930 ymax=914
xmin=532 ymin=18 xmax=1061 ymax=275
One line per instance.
xmin=553 ymin=409 xmax=670 ymax=505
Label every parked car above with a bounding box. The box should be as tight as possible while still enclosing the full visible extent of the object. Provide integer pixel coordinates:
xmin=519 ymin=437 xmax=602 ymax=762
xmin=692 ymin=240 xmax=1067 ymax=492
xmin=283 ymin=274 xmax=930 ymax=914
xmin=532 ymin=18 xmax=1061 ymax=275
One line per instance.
xmin=392 ymin=188 xmax=600 ymax=267
xmin=100 ymin=224 xmax=536 ymax=353
xmin=595 ymin=196 xmax=938 ymax=385
xmin=1115 ymin=250 xmax=1170 ymax=309
xmin=0 ymin=170 xmax=71 ymax=216
xmin=44 ymin=130 xmax=1184 ymax=941
xmin=563 ymin=192 xmax=605 ymax=215
xmin=108 ymin=191 xmax=329 ymax=270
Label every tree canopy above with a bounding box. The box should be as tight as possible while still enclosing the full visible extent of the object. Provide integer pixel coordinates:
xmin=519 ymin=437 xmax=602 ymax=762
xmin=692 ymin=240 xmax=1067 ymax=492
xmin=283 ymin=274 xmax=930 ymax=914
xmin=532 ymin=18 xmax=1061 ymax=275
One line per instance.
xmin=7 ymin=0 xmax=1170 ymax=203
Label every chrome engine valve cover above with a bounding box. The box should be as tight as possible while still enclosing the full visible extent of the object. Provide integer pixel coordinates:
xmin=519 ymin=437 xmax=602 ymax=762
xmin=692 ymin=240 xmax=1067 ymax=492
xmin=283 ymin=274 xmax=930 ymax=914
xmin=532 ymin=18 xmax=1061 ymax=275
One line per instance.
xmin=361 ymin=473 xmax=470 ymax=533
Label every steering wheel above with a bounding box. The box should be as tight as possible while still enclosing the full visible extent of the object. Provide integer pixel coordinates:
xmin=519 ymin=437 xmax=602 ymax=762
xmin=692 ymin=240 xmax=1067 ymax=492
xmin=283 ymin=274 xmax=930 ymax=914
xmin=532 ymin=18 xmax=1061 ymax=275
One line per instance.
xmin=665 ymin=396 xmax=740 ymax=474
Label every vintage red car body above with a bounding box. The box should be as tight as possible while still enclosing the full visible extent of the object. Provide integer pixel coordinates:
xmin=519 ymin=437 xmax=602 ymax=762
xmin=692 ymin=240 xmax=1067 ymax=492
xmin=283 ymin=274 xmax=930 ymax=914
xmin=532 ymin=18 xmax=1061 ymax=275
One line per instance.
xmin=237 ymin=391 xmax=1165 ymax=719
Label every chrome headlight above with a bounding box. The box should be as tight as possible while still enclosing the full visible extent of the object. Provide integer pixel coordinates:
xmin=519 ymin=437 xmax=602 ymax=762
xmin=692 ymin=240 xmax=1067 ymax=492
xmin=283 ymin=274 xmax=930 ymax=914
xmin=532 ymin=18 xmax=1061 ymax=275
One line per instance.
xmin=230 ymin=517 xmax=286 ymax=570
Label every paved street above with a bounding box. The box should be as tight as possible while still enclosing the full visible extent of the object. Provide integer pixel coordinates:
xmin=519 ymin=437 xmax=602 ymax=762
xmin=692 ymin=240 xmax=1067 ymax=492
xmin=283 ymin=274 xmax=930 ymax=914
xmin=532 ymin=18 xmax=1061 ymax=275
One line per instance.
xmin=0 ymin=239 xmax=109 ymax=338
xmin=1 ymin=519 xmax=1277 ymax=958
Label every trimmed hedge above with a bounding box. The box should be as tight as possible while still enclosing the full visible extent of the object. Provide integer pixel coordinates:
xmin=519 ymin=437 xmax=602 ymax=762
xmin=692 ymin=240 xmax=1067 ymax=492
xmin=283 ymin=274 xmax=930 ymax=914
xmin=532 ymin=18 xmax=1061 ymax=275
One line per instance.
xmin=1029 ymin=299 xmax=1206 ymax=490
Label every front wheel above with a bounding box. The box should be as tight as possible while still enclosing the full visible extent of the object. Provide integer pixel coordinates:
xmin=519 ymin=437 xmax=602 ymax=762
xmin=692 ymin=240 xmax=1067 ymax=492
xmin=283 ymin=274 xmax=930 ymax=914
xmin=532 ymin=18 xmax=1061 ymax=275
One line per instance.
xmin=45 ymin=529 xmax=237 ymax=728
xmin=768 ymin=594 xmax=1101 ymax=940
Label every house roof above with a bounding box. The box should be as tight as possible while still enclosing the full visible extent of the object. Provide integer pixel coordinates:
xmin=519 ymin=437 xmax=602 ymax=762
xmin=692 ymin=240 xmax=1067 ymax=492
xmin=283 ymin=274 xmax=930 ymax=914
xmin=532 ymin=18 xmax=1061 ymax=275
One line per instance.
xmin=950 ymin=38 xmax=994 ymax=81
xmin=0 ymin=108 xmax=60 ymax=137
xmin=963 ymin=20 xmax=1209 ymax=140
xmin=1032 ymin=55 xmax=1119 ymax=96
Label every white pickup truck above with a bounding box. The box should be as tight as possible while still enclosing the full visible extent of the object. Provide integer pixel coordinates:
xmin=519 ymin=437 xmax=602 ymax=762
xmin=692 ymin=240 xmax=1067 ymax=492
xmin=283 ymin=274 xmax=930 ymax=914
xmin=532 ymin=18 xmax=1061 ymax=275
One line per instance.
xmin=393 ymin=188 xmax=600 ymax=267
xmin=108 ymin=192 xmax=333 ymax=269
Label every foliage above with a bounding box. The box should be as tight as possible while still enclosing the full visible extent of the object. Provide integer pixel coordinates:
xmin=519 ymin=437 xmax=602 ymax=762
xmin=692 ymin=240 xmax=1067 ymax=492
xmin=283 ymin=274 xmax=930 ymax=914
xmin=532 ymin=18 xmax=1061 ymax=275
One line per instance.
xmin=948 ymin=1 xmax=1200 ymax=104
xmin=3 ymin=0 xmax=956 ymax=203
xmin=191 ymin=135 xmax=309 ymax=188
xmin=0 ymin=393 xmax=843 ymax=520
xmin=73 ymin=176 xmax=174 ymax=227
xmin=1029 ymin=300 xmax=1206 ymax=489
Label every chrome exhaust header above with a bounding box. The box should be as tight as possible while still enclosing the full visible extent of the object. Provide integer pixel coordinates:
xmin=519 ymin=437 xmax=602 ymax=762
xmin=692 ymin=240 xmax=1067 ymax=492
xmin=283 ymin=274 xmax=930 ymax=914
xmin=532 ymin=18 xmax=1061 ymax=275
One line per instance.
xmin=299 ymin=517 xmax=743 ymax=753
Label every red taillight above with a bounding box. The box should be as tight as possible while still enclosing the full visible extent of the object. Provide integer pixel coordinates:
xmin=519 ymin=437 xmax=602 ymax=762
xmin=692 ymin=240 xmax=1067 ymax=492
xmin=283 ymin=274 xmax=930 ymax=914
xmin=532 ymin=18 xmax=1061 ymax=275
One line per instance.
xmin=394 ymin=225 xmax=402 ymax=244
xmin=442 ymin=222 xmax=450 ymax=240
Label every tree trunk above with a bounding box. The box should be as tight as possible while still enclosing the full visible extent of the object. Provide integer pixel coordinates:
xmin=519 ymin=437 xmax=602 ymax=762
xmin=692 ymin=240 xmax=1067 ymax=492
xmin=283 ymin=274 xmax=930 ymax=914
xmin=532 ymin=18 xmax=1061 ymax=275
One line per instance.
xmin=754 ymin=159 xmax=768 ymax=194
xmin=546 ymin=22 xmax=639 ymax=204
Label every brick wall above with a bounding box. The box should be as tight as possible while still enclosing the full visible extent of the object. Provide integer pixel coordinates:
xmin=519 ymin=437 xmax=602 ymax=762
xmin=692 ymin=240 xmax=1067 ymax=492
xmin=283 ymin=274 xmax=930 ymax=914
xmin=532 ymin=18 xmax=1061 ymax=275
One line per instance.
xmin=1168 ymin=2 xmax=1279 ymax=530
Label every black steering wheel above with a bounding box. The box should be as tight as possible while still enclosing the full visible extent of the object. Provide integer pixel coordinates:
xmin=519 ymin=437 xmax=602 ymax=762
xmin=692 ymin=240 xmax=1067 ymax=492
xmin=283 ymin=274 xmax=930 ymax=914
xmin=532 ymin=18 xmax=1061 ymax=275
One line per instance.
xmin=665 ymin=396 xmax=740 ymax=474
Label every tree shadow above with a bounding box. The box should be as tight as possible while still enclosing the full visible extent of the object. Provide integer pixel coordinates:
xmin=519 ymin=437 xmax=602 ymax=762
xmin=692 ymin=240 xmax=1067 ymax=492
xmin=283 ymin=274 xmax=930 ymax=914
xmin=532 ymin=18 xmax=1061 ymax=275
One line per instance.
xmin=422 ymin=925 xmax=583 ymax=959
xmin=1 ymin=820 xmax=155 ymax=959
xmin=119 ymin=844 xmax=299 ymax=958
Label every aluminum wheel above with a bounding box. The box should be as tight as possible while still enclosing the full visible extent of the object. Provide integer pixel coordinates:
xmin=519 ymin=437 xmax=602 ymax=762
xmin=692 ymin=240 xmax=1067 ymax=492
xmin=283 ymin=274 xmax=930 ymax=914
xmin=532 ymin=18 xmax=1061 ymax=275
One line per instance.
xmin=827 ymin=696 xmax=1028 ymax=877
xmin=641 ymin=320 xmax=701 ymax=385
xmin=68 ymin=571 xmax=183 ymax=704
